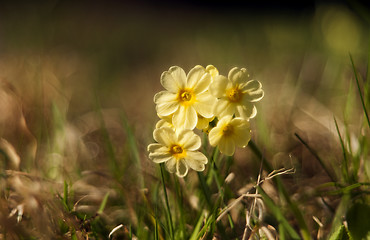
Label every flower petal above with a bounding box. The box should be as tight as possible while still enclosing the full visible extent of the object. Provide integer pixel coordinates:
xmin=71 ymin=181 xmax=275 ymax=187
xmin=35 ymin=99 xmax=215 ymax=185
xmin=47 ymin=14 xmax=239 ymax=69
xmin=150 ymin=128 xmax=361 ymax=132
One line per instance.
xmin=154 ymin=91 xmax=179 ymax=116
xmin=177 ymin=129 xmax=201 ymax=151
xmin=228 ymin=67 xmax=250 ymax=85
xmin=209 ymin=75 xmax=229 ymax=98
xmin=213 ymin=99 xmax=235 ymax=117
xmin=165 ymin=158 xmax=176 ymax=173
xmin=206 ymin=65 xmax=219 ymax=79
xmin=186 ymin=151 xmax=208 ymax=164
xmin=176 ymin=160 xmax=189 ymax=177
xmin=160 ymin=66 xmax=186 ymax=92
xmin=244 ymin=79 xmax=262 ymax=91
xmin=185 ymin=151 xmax=208 ymax=171
xmin=172 ymin=105 xmax=197 ymax=130
xmin=187 ymin=65 xmax=207 ymax=90
xmin=235 ymin=103 xmax=257 ymax=119
xmin=156 ymin=119 xmax=173 ymax=129
xmin=218 ymin=137 xmax=235 ymax=156
xmin=153 ymin=127 xmax=176 ymax=146
xmin=208 ymin=126 xmax=223 ymax=146
xmin=230 ymin=118 xmax=251 ymax=147
xmin=244 ymin=88 xmax=264 ymax=102
xmin=148 ymin=144 xmax=173 ymax=163
xmin=193 ymin=92 xmax=215 ymax=118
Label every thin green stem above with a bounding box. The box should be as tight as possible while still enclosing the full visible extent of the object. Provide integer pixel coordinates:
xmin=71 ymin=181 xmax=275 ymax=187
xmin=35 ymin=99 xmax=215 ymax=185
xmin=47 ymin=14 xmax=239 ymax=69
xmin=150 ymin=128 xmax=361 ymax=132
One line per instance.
xmin=334 ymin=117 xmax=350 ymax=183
xmin=295 ymin=133 xmax=337 ymax=182
xmin=160 ymin=164 xmax=174 ymax=240
xmin=350 ymin=54 xmax=370 ymax=128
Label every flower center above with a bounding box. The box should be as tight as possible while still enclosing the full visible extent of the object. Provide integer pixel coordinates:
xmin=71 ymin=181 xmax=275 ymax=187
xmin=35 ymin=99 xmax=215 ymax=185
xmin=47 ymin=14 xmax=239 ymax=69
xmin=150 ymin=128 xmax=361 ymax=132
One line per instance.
xmin=180 ymin=90 xmax=192 ymax=102
xmin=172 ymin=145 xmax=183 ymax=154
xmin=170 ymin=144 xmax=186 ymax=159
xmin=222 ymin=124 xmax=234 ymax=136
xmin=227 ymin=88 xmax=242 ymax=102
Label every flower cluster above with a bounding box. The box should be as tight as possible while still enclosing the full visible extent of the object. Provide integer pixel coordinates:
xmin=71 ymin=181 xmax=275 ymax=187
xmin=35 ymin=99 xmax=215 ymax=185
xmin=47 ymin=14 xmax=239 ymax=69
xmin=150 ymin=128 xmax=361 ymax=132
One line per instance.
xmin=148 ymin=65 xmax=264 ymax=177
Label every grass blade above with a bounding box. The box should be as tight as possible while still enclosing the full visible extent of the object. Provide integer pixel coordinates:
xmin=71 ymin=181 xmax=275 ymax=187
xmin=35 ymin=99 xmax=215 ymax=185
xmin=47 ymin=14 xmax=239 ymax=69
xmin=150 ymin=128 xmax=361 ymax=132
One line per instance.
xmin=295 ymin=133 xmax=337 ymax=182
xmin=160 ymin=164 xmax=174 ymax=239
xmin=334 ymin=117 xmax=350 ymax=183
xmin=350 ymin=53 xmax=370 ymax=128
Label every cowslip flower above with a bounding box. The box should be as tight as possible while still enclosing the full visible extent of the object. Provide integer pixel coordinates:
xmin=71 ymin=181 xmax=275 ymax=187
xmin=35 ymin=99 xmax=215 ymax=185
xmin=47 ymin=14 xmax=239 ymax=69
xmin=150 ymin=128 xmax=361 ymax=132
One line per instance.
xmin=147 ymin=127 xmax=208 ymax=177
xmin=209 ymin=67 xmax=264 ymax=119
xmin=154 ymin=66 xmax=215 ymax=130
xmin=208 ymin=116 xmax=251 ymax=156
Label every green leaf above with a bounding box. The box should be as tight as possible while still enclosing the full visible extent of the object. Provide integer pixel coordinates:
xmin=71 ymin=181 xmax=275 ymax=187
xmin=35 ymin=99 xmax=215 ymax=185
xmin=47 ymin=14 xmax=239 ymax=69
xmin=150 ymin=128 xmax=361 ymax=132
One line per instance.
xmin=346 ymin=203 xmax=370 ymax=240
xmin=97 ymin=192 xmax=110 ymax=215
xmin=329 ymin=225 xmax=351 ymax=240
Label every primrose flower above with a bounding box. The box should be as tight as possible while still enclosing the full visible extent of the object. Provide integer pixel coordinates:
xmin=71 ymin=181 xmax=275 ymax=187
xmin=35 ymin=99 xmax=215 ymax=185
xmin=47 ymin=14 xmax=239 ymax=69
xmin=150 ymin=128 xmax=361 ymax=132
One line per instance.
xmin=154 ymin=66 xmax=215 ymax=130
xmin=208 ymin=116 xmax=251 ymax=156
xmin=148 ymin=127 xmax=208 ymax=177
xmin=209 ymin=67 xmax=264 ymax=119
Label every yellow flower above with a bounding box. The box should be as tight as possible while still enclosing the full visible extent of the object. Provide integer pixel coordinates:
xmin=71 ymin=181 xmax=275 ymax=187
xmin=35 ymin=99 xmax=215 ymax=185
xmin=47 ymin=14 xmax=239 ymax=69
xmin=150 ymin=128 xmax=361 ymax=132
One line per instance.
xmin=154 ymin=66 xmax=215 ymax=130
xmin=209 ymin=67 xmax=264 ymax=119
xmin=148 ymin=127 xmax=208 ymax=177
xmin=208 ymin=116 xmax=251 ymax=156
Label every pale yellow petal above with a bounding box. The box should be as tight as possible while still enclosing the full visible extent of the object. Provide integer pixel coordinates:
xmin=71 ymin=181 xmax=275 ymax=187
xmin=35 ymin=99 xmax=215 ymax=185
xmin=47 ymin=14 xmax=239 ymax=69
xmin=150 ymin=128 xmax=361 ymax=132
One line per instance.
xmin=154 ymin=91 xmax=179 ymax=116
xmin=214 ymin=99 xmax=235 ymax=117
xmin=187 ymin=65 xmax=207 ymax=90
xmin=244 ymin=79 xmax=262 ymax=91
xmin=193 ymin=92 xmax=215 ymax=118
xmin=194 ymin=73 xmax=211 ymax=94
xmin=228 ymin=67 xmax=250 ymax=85
xmin=206 ymin=65 xmax=219 ymax=78
xmin=160 ymin=66 xmax=186 ymax=92
xmin=218 ymin=137 xmax=235 ymax=156
xmin=208 ymin=126 xmax=223 ymax=146
xmin=177 ymin=129 xmax=201 ymax=151
xmin=185 ymin=151 xmax=208 ymax=165
xmin=196 ymin=116 xmax=213 ymax=130
xmin=172 ymin=105 xmax=197 ymax=130
xmin=235 ymin=103 xmax=257 ymax=119
xmin=148 ymin=144 xmax=173 ymax=163
xmin=153 ymin=127 xmax=176 ymax=146
xmin=176 ymin=160 xmax=189 ymax=177
xmin=165 ymin=158 xmax=177 ymax=173
xmin=155 ymin=119 xmax=173 ymax=129
xmin=244 ymin=88 xmax=264 ymax=102
xmin=209 ymin=75 xmax=229 ymax=98
xmin=230 ymin=118 xmax=251 ymax=147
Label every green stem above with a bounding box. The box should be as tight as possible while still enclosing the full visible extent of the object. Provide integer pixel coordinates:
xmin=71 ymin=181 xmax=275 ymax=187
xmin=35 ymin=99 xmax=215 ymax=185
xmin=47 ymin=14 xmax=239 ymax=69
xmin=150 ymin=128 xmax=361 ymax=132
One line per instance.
xmin=160 ymin=164 xmax=174 ymax=239
xmin=294 ymin=133 xmax=337 ymax=182
xmin=350 ymin=54 xmax=370 ymax=128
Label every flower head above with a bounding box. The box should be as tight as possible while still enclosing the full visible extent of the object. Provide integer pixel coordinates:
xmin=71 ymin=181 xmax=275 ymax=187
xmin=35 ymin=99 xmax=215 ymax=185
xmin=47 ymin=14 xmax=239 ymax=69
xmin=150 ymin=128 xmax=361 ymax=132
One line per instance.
xmin=154 ymin=66 xmax=215 ymax=130
xmin=148 ymin=127 xmax=208 ymax=177
xmin=208 ymin=116 xmax=251 ymax=156
xmin=209 ymin=67 xmax=264 ymax=119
